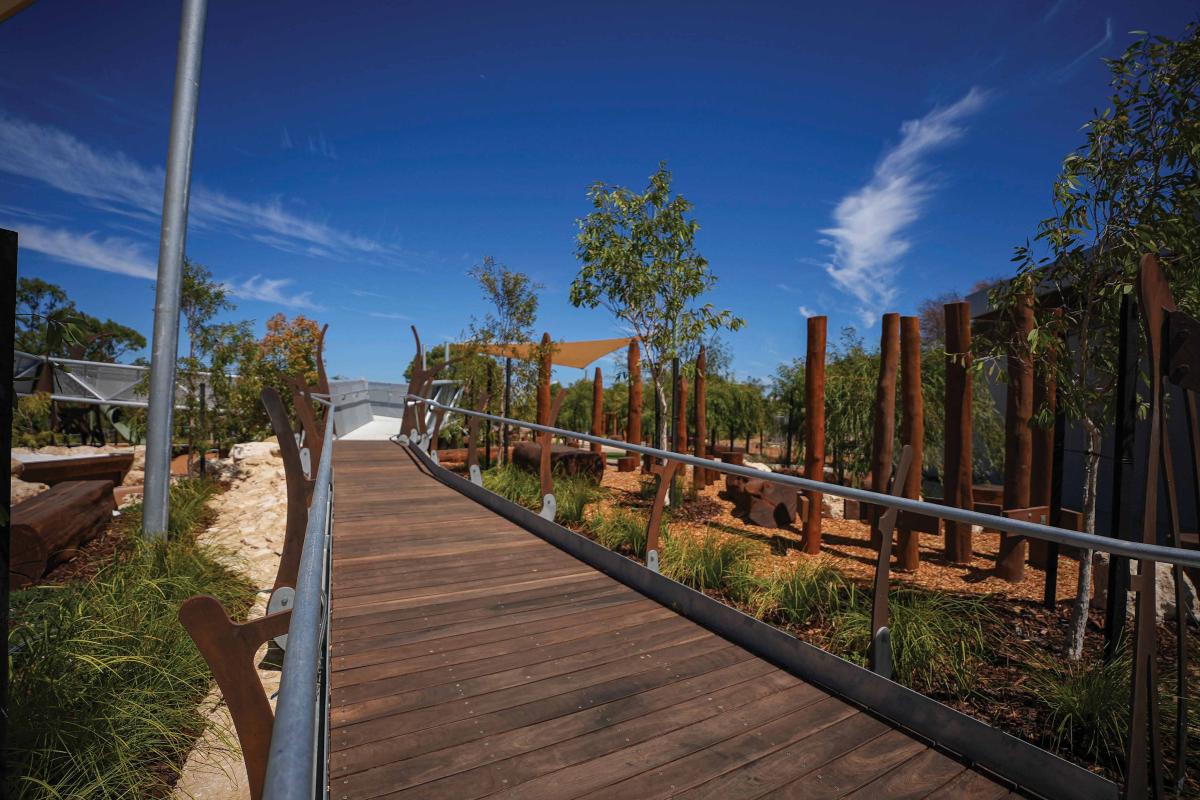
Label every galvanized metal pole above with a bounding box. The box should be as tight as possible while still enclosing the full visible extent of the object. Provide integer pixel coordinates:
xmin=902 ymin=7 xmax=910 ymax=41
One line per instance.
xmin=142 ymin=0 xmax=209 ymax=539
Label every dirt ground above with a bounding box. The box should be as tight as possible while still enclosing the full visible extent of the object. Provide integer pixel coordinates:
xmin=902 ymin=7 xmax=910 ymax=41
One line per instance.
xmin=595 ymin=462 xmax=1083 ymax=604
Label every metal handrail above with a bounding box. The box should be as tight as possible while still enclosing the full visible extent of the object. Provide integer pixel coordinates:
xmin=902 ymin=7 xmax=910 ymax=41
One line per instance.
xmin=262 ymin=409 xmax=336 ymax=800
xmin=408 ymin=394 xmax=1200 ymax=570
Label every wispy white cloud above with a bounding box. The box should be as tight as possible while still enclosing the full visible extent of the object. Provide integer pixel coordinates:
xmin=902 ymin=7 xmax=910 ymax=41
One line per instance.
xmin=0 ymin=112 xmax=390 ymax=262
xmin=11 ymin=223 xmax=156 ymax=278
xmin=223 ymin=275 xmax=319 ymax=310
xmin=818 ymin=87 xmax=987 ymax=326
xmin=776 ymin=282 xmax=795 ymax=293
xmin=13 ymin=220 xmax=318 ymax=311
xmin=1052 ymin=18 xmax=1113 ymax=83
xmin=1041 ymin=0 xmax=1070 ymax=25
xmin=797 ymin=305 xmax=817 ymax=318
xmin=351 ymin=288 xmax=391 ymax=300
xmin=367 ymin=311 xmax=410 ymax=320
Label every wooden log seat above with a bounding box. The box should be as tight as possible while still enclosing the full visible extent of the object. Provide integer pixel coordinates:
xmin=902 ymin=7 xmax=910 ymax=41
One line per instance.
xmin=615 ymin=455 xmax=639 ymax=472
xmin=512 ymin=442 xmax=604 ymax=483
xmin=726 ymin=474 xmax=801 ymax=529
xmin=16 ymin=451 xmax=134 ymax=487
xmin=10 ymin=479 xmax=115 ymax=588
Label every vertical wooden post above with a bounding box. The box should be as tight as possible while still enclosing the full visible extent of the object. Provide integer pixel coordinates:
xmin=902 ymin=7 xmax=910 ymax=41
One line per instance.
xmin=870 ymin=313 xmax=901 ymax=549
xmin=943 ymin=302 xmax=974 ymax=564
xmin=694 ymin=345 xmax=708 ymax=489
xmin=803 ymin=316 xmax=827 ymax=554
xmin=536 ymin=332 xmax=552 ymax=426
xmin=591 ymin=367 xmax=604 ymax=463
xmin=998 ymin=295 xmax=1034 ymax=582
xmin=627 ymin=340 xmax=642 ymax=446
xmin=1028 ymin=362 xmax=1057 ymax=568
xmin=675 ymin=366 xmax=688 ymax=453
xmin=897 ymin=316 xmax=924 ymax=571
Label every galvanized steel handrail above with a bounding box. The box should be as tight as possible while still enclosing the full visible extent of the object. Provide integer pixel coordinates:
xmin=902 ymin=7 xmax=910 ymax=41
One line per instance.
xmin=262 ymin=409 xmax=336 ymax=800
xmin=409 ymin=394 xmax=1200 ymax=571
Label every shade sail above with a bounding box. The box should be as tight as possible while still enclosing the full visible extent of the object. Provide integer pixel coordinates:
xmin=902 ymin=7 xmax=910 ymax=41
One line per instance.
xmin=478 ymin=337 xmax=633 ymax=369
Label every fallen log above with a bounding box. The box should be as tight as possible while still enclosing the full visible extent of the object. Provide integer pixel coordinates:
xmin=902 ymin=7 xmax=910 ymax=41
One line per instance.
xmin=726 ymin=474 xmax=800 ymax=529
xmin=512 ymin=442 xmax=604 ymax=483
xmin=11 ymin=479 xmax=115 ymax=588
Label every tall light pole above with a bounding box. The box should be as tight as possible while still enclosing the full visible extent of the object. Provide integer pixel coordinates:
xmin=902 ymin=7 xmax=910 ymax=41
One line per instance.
xmin=142 ymin=0 xmax=209 ymax=539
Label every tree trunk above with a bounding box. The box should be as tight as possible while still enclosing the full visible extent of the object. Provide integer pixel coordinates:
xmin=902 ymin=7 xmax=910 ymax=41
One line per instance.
xmin=1066 ymin=420 xmax=1102 ymax=659
xmin=655 ymin=377 xmax=670 ymax=451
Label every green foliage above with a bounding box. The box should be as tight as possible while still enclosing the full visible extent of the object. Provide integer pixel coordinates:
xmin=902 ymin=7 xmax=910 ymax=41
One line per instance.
xmin=989 ymin=22 xmax=1200 ymax=448
xmin=661 ymin=530 xmax=756 ymax=593
xmin=482 ymin=463 xmax=543 ymax=508
xmin=824 ymin=328 xmax=877 ymax=482
xmin=11 ymin=392 xmax=55 ymax=448
xmin=465 ymin=255 xmax=542 ymax=426
xmin=1027 ymin=653 xmax=1130 ymax=764
xmin=570 ymin=162 xmax=744 ymax=446
xmin=481 ymin=464 xmax=603 ymax=525
xmin=586 ymin=508 xmax=650 ymax=556
xmin=15 ymin=276 xmax=144 ymax=361
xmin=770 ymin=359 xmax=805 ymax=466
xmin=554 ymin=476 xmax=605 ymax=526
xmin=827 ymin=589 xmax=989 ymax=695
xmin=6 ymin=479 xmax=254 ymax=799
xmin=733 ymin=558 xmax=849 ymax=626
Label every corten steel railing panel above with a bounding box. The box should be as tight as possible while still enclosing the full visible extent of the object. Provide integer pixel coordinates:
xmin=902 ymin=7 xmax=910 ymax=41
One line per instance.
xmin=261 ymin=409 xmax=335 ymax=800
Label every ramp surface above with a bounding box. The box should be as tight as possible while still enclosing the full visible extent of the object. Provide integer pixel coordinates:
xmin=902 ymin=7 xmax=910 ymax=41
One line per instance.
xmin=328 ymin=441 xmax=1012 ymax=799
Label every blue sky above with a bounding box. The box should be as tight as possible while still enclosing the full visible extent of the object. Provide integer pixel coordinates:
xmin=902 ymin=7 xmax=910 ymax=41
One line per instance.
xmin=2 ymin=1 xmax=1195 ymax=384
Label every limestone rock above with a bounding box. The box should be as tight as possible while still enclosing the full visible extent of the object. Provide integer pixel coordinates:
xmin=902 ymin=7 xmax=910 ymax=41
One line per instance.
xmin=11 ymin=478 xmax=49 ymax=505
xmin=230 ymin=439 xmax=281 ymax=465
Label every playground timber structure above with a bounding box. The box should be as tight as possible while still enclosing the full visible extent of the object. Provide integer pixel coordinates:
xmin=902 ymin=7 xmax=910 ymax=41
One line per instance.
xmin=176 ymin=253 xmax=1200 ymax=799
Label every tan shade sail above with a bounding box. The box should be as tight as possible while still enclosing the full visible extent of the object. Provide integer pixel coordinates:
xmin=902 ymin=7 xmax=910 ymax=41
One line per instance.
xmin=0 ymin=0 xmax=36 ymax=23
xmin=478 ymin=337 xmax=633 ymax=369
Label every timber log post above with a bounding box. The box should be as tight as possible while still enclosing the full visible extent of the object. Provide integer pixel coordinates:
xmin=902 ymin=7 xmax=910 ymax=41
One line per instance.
xmin=944 ymin=302 xmax=974 ymax=564
xmin=627 ymin=339 xmax=642 ymax=450
xmin=998 ymin=294 xmax=1034 ymax=582
xmin=897 ymin=316 xmax=924 ymax=571
xmin=870 ymin=312 xmax=900 ymax=549
xmin=1028 ymin=359 xmax=1057 ymax=568
xmin=803 ymin=315 xmax=827 ymax=554
xmin=536 ymin=332 xmax=552 ymax=426
xmin=591 ymin=367 xmax=604 ymax=463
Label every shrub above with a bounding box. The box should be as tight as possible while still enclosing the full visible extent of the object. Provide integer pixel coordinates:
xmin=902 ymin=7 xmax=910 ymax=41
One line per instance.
xmin=7 ymin=479 xmax=255 ymax=799
xmin=1027 ymin=652 xmax=1130 ymax=765
xmin=734 ymin=558 xmax=848 ymax=625
xmin=554 ymin=475 xmax=605 ymax=526
xmin=826 ymin=589 xmax=988 ymax=695
xmin=662 ymin=530 xmax=756 ymax=593
xmin=586 ymin=508 xmax=650 ymax=556
xmin=482 ymin=463 xmax=542 ymax=509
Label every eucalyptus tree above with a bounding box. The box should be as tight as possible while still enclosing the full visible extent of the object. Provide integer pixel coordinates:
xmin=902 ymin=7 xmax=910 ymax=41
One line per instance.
xmin=468 ymin=256 xmax=542 ymax=453
xmin=988 ymin=24 xmax=1199 ymax=658
xmin=570 ymin=162 xmax=744 ymax=449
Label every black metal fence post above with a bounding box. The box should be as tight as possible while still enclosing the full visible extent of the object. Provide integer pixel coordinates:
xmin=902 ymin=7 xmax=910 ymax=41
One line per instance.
xmin=1 ymin=227 xmax=18 ymax=783
xmin=1105 ymin=293 xmax=1139 ymax=660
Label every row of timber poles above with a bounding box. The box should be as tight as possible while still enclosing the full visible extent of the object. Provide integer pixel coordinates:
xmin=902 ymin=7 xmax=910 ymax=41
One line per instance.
xmin=513 ymin=304 xmax=1054 ymax=583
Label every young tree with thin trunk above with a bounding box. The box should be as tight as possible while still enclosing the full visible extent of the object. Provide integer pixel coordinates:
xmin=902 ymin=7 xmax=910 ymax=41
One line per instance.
xmin=989 ymin=24 xmax=1200 ymax=658
xmin=570 ymin=162 xmax=744 ymax=449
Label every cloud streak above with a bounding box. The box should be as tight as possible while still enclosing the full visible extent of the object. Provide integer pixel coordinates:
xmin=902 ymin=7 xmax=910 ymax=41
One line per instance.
xmin=223 ymin=275 xmax=319 ymax=310
xmin=1052 ymin=18 xmax=1113 ymax=83
xmin=819 ymin=87 xmax=987 ymax=326
xmin=11 ymin=223 xmax=157 ymax=279
xmin=0 ymin=112 xmax=389 ymax=262
xmin=12 ymin=221 xmax=319 ymax=310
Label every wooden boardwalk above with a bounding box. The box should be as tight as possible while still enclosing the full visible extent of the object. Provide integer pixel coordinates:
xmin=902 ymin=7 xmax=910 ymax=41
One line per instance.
xmin=328 ymin=441 xmax=1014 ymax=799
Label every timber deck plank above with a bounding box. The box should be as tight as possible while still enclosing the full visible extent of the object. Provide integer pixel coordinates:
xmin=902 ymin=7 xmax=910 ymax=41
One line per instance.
xmin=328 ymin=441 xmax=1010 ymax=799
